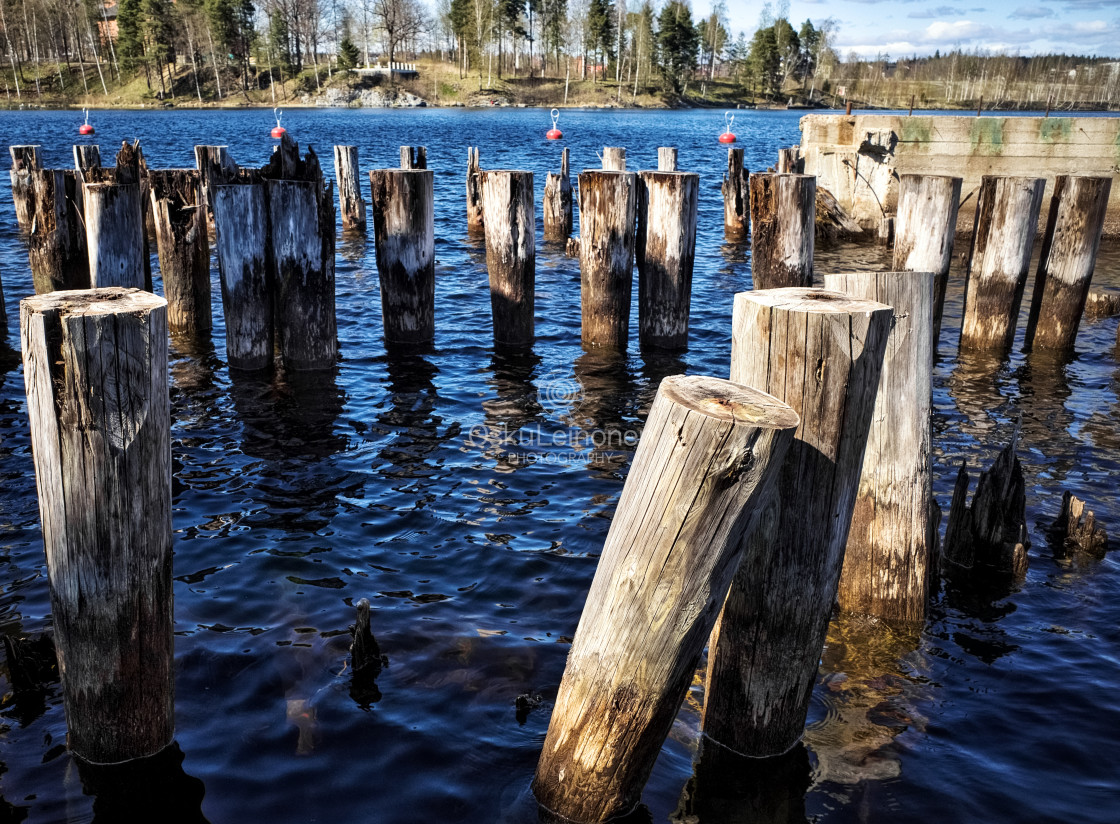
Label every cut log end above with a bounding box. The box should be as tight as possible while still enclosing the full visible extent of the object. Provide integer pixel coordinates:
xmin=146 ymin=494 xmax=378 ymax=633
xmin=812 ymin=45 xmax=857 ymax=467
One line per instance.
xmin=659 ymin=375 xmax=800 ymax=431
xmin=737 ymin=287 xmax=891 ymax=317
xmin=21 ymin=286 xmax=165 ymax=317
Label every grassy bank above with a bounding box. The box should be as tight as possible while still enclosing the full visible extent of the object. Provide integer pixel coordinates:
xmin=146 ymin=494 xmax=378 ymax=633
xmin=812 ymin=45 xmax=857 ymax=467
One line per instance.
xmin=0 ymin=59 xmax=770 ymax=110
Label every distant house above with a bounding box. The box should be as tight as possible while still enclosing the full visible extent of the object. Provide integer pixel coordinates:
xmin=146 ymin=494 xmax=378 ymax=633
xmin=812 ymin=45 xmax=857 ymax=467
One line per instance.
xmin=98 ymin=1 xmax=118 ymax=42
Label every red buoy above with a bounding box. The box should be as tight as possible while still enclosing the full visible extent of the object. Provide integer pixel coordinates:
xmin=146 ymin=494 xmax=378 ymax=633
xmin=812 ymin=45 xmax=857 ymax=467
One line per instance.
xmin=719 ymin=111 xmax=737 ymax=143
xmin=271 ymin=108 xmax=286 ymax=139
xmin=546 ymin=108 xmax=563 ymax=140
xmin=79 ymin=109 xmax=94 ymax=135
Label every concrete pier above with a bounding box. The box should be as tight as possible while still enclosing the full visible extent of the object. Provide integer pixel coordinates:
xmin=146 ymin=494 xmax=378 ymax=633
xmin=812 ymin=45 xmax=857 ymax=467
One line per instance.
xmin=800 ymin=115 xmax=1120 ymax=236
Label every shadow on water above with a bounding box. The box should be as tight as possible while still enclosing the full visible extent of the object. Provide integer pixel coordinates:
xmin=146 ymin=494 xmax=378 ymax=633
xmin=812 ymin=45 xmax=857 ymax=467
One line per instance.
xmin=77 ymin=742 xmax=209 ymax=823
xmin=637 ymin=349 xmax=689 ymax=417
xmin=477 ymin=349 xmax=545 ymax=472
xmin=376 ymin=347 xmax=452 ymax=477
xmin=671 ymin=740 xmax=811 ymax=824
xmin=229 ymin=367 xmax=349 ymax=462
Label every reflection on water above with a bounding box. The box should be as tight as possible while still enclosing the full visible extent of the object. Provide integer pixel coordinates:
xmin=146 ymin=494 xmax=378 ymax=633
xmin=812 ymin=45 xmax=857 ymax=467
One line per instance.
xmin=571 ymin=349 xmax=640 ymax=477
xmin=77 ymin=742 xmax=208 ymax=823
xmin=1016 ymin=352 xmax=1077 ymax=485
xmin=804 ymin=615 xmax=928 ymax=790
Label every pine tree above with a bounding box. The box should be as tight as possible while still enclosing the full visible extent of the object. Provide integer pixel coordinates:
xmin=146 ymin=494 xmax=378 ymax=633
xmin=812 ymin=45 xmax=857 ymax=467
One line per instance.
xmin=117 ymin=0 xmax=146 ymax=75
xmin=657 ymin=0 xmax=698 ymax=94
xmin=338 ymin=36 xmax=361 ymax=69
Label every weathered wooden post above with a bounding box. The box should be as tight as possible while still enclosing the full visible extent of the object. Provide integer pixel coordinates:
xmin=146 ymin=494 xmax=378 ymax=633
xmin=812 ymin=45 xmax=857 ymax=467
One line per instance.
xmin=533 ymin=375 xmax=799 ymax=824
xmin=333 ymin=145 xmax=366 ymax=232
xmin=601 ymin=146 xmax=626 ymax=171
xmin=702 ymin=288 xmax=892 ymax=757
xmin=267 ymin=178 xmax=338 ymax=370
xmin=74 ymin=144 xmax=101 ymax=172
xmin=27 ymin=169 xmax=90 ymax=294
xmin=369 ymin=168 xmax=436 ymax=345
xmin=749 ymin=173 xmax=815 ymax=290
xmin=777 ymin=146 xmax=801 ymax=174
xmin=892 ymin=174 xmax=961 ymax=346
xmin=657 ymin=147 xmax=678 ymax=172
xmin=543 ymin=147 xmax=572 ymax=241
xmin=959 ymin=175 xmax=1046 ymax=353
xmin=636 ymin=169 xmax=699 ymax=350
xmin=20 ymin=287 xmax=173 ymax=764
xmin=1023 ymin=175 xmax=1112 ymax=352
xmin=824 ymin=270 xmax=937 ymax=623
xmin=149 ymin=170 xmax=211 ymax=334
xmin=212 ymin=183 xmax=273 ymax=370
xmin=722 ymin=147 xmax=748 ymax=239
xmin=84 ymin=183 xmax=146 ymax=289
xmin=480 ymin=170 xmax=535 ymax=347
xmin=578 ymin=170 xmax=637 ymax=349
xmin=9 ymin=145 xmax=41 ymax=231
xmin=400 ymin=146 xmax=427 ymax=170
xmin=466 ymin=147 xmax=484 ymax=233
xmin=193 ymin=145 xmax=235 ymax=223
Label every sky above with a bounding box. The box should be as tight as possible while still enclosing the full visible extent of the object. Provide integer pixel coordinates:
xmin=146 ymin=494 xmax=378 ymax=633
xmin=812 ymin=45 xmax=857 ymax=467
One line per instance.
xmin=695 ymin=0 xmax=1120 ymax=58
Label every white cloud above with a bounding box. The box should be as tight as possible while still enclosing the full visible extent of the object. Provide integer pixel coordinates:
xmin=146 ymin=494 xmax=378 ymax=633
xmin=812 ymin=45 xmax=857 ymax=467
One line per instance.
xmin=909 ymin=6 xmax=966 ymax=19
xmin=923 ymin=20 xmax=993 ymax=41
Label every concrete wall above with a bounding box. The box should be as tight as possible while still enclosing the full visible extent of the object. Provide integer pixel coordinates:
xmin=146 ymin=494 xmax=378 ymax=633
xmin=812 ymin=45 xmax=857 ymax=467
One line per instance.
xmin=799 ymin=114 xmax=1120 ymax=235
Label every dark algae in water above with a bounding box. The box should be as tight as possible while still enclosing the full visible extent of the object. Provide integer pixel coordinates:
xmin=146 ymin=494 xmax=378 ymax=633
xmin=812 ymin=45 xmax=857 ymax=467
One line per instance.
xmin=1 ymin=109 xmax=1119 ymax=823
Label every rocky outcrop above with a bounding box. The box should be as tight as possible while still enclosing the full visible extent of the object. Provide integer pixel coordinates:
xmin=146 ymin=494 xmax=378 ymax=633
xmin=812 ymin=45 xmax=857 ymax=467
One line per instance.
xmin=307 ymin=87 xmax=428 ymax=108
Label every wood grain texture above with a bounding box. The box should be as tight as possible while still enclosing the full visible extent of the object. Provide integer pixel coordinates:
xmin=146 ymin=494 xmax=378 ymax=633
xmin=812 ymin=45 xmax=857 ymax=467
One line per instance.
xmin=703 ymin=288 xmax=892 ymax=757
xmin=960 ymin=175 xmax=1045 ymax=353
xmin=212 ymin=183 xmax=273 ymax=370
xmin=824 ymin=271 xmax=937 ymax=624
xmin=601 ymin=146 xmax=626 ymax=171
xmin=333 ymin=145 xmax=367 ymax=231
xmin=28 ymin=169 xmax=90 ymax=294
xmin=578 ymin=170 xmax=637 ymax=349
xmin=480 ymin=170 xmax=535 ymax=346
xmin=267 ymin=179 xmax=338 ymax=370
xmin=532 ymin=375 xmax=799 ymax=824
xmin=73 ymin=144 xmax=100 ymax=172
xmin=369 ymin=169 xmax=436 ymax=345
xmin=400 ymin=146 xmax=427 ymax=170
xmin=466 ymin=147 xmax=484 ymax=233
xmin=149 ymin=170 xmax=211 ymax=334
xmin=722 ymin=148 xmax=748 ymax=239
xmin=83 ymin=183 xmax=146 ymax=289
xmin=636 ymin=171 xmax=699 ymax=350
xmin=777 ymin=146 xmax=802 ymax=174
xmin=9 ymin=144 xmax=41 ymax=231
xmin=1022 ymin=175 xmax=1112 ymax=352
xmin=20 ymin=287 xmax=173 ymax=764
xmin=893 ymin=174 xmax=961 ymax=346
xmin=543 ymin=147 xmax=573 ymax=241
xmin=193 ymin=145 xmax=236 ymax=225
xmin=657 ymin=147 xmax=678 ymax=172
xmin=749 ymin=174 xmax=816 ymax=290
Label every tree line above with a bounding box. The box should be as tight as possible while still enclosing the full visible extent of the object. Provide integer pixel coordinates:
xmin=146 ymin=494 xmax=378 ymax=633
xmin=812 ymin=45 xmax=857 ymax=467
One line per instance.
xmin=1 ymin=0 xmax=1117 ymax=108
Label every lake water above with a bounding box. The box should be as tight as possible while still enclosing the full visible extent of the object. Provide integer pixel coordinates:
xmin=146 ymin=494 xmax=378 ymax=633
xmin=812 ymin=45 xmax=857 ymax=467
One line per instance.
xmin=0 ymin=108 xmax=1118 ymax=823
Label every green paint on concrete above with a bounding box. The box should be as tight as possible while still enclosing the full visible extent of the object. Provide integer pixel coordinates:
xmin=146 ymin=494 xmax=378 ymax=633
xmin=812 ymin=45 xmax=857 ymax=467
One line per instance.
xmin=1039 ymin=118 xmax=1072 ymax=143
xmin=970 ymin=118 xmax=1004 ymax=154
xmin=900 ymin=118 xmax=932 ymax=145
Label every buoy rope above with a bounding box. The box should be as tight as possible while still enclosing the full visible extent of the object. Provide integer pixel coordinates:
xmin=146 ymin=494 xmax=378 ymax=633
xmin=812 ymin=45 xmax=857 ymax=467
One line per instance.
xmin=274 ymin=107 xmax=283 ymax=128
xmin=550 ymin=108 xmax=560 ymax=130
xmin=724 ymin=111 xmax=735 ymax=136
